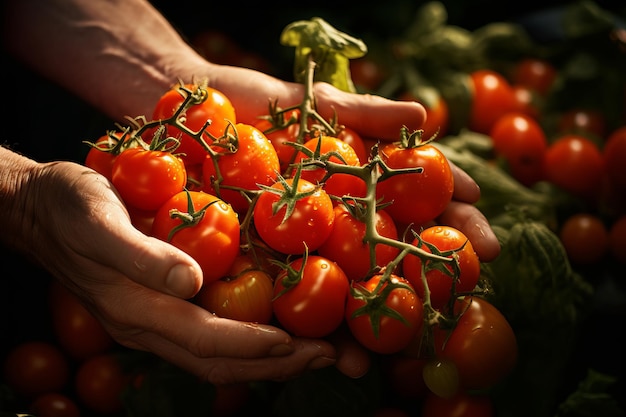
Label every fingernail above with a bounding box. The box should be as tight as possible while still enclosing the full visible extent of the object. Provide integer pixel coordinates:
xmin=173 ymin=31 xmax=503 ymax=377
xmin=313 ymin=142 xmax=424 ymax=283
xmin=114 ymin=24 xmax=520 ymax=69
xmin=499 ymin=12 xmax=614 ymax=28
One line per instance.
xmin=166 ymin=264 xmax=198 ymax=298
xmin=269 ymin=343 xmax=294 ymax=357
xmin=308 ymin=356 xmax=336 ymax=370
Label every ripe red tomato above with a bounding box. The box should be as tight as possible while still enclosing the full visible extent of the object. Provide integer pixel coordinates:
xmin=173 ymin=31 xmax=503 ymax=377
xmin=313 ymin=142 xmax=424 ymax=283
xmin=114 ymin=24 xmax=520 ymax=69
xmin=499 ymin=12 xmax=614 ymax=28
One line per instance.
xmin=111 ymin=147 xmax=187 ymax=211
xmin=84 ymin=132 xmax=124 ymax=181
xmin=152 ymin=83 xmax=237 ymax=166
xmin=272 ymin=255 xmax=349 ymax=338
xmin=603 ymin=126 xmax=626 ymax=190
xmin=433 ymin=296 xmax=517 ymax=390
xmin=317 ymin=204 xmax=400 ymax=281
xmin=346 ymin=274 xmax=423 ymax=354
xmin=543 ymin=134 xmax=605 ymax=200
xmin=151 ymin=190 xmax=241 ymax=284
xmin=469 ymin=69 xmax=518 ymax=134
xmin=558 ymin=108 xmax=607 ymax=139
xmin=253 ymin=176 xmax=335 ymax=255
xmin=510 ymin=57 xmax=557 ymax=96
xmin=376 ymin=141 xmax=454 ymax=227
xmin=402 ymin=226 xmax=480 ymax=311
xmin=421 ymin=390 xmax=494 ymax=417
xmin=202 ymin=123 xmax=280 ymax=214
xmin=489 ymin=112 xmax=548 ymax=186
xmin=253 ymin=111 xmax=300 ymax=174
xmin=3 ymin=341 xmax=70 ymax=399
xmin=196 ymin=267 xmax=274 ymax=324
xmin=559 ymin=213 xmax=609 ymax=265
xmin=294 ymin=135 xmax=367 ymax=199
xmin=48 ymin=279 xmax=115 ymax=361
xmin=75 ymin=353 xmax=130 ymax=415
xmin=30 ymin=392 xmax=81 ymax=417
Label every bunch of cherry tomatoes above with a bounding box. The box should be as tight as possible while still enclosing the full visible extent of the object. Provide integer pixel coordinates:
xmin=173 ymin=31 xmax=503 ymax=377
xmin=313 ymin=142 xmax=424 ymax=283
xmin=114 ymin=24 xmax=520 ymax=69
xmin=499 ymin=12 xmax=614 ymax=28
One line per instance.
xmin=2 ymin=80 xmax=518 ymax=416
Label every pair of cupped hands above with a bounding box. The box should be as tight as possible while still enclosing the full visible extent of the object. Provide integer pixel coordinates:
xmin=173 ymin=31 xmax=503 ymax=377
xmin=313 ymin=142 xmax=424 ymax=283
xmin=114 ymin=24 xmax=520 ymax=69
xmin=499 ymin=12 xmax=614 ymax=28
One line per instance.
xmin=25 ymin=72 xmax=500 ymax=385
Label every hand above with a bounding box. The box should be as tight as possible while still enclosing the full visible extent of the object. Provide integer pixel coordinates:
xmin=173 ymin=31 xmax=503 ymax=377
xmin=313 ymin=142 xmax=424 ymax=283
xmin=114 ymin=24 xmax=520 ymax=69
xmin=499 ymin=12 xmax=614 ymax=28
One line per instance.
xmin=20 ymin=158 xmax=339 ymax=384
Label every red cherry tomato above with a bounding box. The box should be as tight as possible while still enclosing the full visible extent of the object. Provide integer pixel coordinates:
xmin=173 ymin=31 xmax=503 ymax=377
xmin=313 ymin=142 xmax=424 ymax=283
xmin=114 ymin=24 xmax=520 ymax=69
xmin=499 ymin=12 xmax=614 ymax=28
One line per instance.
xmin=294 ymin=135 xmax=367 ymax=199
xmin=48 ymin=279 xmax=115 ymax=361
xmin=30 ymin=392 xmax=81 ymax=417
xmin=377 ymin=141 xmax=454 ymax=227
xmin=253 ymin=176 xmax=335 ymax=255
xmin=151 ymin=190 xmax=241 ymax=284
xmin=543 ymin=134 xmax=605 ymax=200
xmin=317 ymin=204 xmax=400 ymax=281
xmin=433 ymin=296 xmax=517 ymax=391
xmin=3 ymin=341 xmax=69 ymax=399
xmin=402 ymin=226 xmax=481 ymax=311
xmin=469 ymin=69 xmax=518 ymax=134
xmin=272 ymin=255 xmax=349 ymax=338
xmin=346 ymin=274 xmax=423 ymax=354
xmin=510 ymin=57 xmax=557 ymax=96
xmin=196 ymin=266 xmax=274 ymax=324
xmin=489 ymin=112 xmax=548 ymax=186
xmin=202 ymin=123 xmax=280 ymax=214
xmin=152 ymin=83 xmax=237 ymax=165
xmin=111 ymin=147 xmax=187 ymax=211
xmin=75 ymin=353 xmax=130 ymax=415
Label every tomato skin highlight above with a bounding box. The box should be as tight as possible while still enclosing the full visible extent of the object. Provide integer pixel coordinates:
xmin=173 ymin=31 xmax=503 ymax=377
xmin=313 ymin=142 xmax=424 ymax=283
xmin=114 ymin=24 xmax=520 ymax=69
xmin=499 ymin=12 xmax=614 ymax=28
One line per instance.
xmin=318 ymin=204 xmax=400 ymax=282
xmin=433 ymin=296 xmax=517 ymax=391
xmin=111 ymin=147 xmax=187 ymax=211
xmin=377 ymin=142 xmax=454 ymax=226
xmin=202 ymin=123 xmax=280 ymax=214
xmin=272 ymin=255 xmax=349 ymax=338
xmin=402 ymin=226 xmax=480 ymax=311
xmin=346 ymin=274 xmax=423 ymax=354
xmin=151 ymin=190 xmax=241 ymax=284
xmin=253 ymin=177 xmax=335 ymax=255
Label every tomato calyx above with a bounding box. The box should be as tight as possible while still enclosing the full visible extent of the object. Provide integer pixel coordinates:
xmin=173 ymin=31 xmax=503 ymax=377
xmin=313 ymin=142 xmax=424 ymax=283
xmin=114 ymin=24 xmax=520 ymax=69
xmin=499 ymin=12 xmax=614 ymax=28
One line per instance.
xmin=164 ymin=189 xmax=220 ymax=241
xmin=348 ymin=272 xmax=416 ymax=339
xmin=256 ymin=168 xmax=321 ymax=223
xmin=271 ymin=245 xmax=310 ymax=299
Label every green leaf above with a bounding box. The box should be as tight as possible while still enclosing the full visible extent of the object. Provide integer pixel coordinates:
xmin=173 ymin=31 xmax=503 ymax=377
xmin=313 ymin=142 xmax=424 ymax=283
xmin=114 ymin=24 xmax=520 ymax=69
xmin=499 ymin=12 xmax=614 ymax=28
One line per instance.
xmin=280 ymin=17 xmax=367 ymax=92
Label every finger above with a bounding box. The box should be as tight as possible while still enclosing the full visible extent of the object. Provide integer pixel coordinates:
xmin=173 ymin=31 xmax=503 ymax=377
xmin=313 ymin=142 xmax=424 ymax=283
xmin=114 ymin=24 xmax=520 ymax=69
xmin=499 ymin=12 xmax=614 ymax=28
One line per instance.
xmin=129 ymin=333 xmax=337 ymax=385
xmin=329 ymin=327 xmax=371 ymax=379
xmin=83 ymin=191 xmax=204 ymax=299
xmin=103 ymin=282 xmax=298 ymax=360
xmin=313 ymin=83 xmax=427 ymax=141
xmin=450 ymin=162 xmax=481 ymax=204
xmin=437 ymin=201 xmax=501 ymax=262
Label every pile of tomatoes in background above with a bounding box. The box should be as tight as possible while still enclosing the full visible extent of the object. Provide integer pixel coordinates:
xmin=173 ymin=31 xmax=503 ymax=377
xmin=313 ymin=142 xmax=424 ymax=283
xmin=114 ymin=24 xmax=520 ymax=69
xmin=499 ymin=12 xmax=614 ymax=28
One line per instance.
xmin=2 ymin=1 xmax=626 ymax=417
